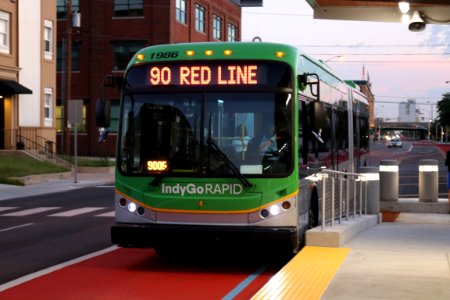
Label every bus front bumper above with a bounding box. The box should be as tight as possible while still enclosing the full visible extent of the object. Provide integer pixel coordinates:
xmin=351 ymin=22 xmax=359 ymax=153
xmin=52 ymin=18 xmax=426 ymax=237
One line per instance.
xmin=111 ymin=223 xmax=297 ymax=249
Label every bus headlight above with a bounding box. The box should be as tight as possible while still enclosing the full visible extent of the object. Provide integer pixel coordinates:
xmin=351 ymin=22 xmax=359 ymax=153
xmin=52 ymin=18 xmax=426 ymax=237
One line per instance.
xmin=251 ymin=194 xmax=297 ymax=223
xmin=128 ymin=202 xmax=137 ymax=212
xmin=269 ymin=205 xmax=281 ymax=216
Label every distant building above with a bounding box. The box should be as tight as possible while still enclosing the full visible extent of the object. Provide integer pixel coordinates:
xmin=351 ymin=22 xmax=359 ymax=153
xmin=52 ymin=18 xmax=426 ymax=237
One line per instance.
xmin=352 ymin=80 xmax=375 ymax=132
xmin=399 ymin=99 xmax=417 ymax=122
xmin=56 ymin=0 xmax=242 ymax=157
xmin=0 ymin=0 xmax=56 ymax=151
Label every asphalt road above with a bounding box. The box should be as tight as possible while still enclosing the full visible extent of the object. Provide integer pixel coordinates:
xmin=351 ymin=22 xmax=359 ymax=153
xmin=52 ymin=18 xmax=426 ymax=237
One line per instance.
xmin=0 ymin=186 xmax=114 ymax=284
xmin=1 ymin=140 xmax=447 ymax=290
xmin=367 ymin=140 xmax=448 ymax=198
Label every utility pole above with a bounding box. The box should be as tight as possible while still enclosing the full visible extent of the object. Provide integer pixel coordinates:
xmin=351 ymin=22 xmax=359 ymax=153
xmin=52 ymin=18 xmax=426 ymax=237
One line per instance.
xmin=64 ymin=0 xmax=72 ymax=156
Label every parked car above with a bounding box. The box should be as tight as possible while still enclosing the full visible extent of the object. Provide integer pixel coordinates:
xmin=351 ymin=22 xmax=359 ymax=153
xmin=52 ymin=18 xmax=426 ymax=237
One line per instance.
xmin=387 ymin=138 xmax=402 ymax=148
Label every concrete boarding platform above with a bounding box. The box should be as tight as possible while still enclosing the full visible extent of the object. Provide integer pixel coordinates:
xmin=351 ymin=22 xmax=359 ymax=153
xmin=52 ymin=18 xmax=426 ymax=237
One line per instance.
xmin=262 ymin=213 xmax=450 ymax=300
xmin=305 ymin=214 xmax=380 ymax=247
xmin=322 ymin=213 xmax=450 ymax=299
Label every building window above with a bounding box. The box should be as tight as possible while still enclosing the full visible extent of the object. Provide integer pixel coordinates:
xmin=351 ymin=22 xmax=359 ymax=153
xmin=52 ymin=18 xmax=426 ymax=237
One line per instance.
xmin=176 ymin=0 xmax=187 ymax=24
xmin=195 ymin=4 xmax=206 ymax=33
xmin=213 ymin=15 xmax=222 ymax=40
xmin=114 ymin=0 xmax=143 ymax=17
xmin=0 ymin=11 xmax=10 ymax=54
xmin=57 ymin=41 xmax=80 ymax=72
xmin=112 ymin=41 xmax=145 ymax=71
xmin=44 ymin=20 xmax=53 ymax=60
xmin=57 ymin=0 xmax=80 ymax=19
xmin=44 ymin=88 xmax=53 ymax=127
xmin=227 ymin=23 xmax=237 ymax=42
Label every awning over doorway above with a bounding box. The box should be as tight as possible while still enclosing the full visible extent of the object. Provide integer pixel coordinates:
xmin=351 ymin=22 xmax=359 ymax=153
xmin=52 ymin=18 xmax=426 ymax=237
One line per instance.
xmin=0 ymin=79 xmax=32 ymax=95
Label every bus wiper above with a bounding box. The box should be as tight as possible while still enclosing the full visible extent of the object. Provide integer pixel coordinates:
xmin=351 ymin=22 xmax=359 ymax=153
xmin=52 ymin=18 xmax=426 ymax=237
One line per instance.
xmin=208 ymin=138 xmax=254 ymax=189
xmin=149 ymin=164 xmax=172 ymax=187
xmin=149 ymin=151 xmax=182 ymax=187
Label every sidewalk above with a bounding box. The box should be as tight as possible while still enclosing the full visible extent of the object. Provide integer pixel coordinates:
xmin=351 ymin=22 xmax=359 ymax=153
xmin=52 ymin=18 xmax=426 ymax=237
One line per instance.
xmin=0 ymin=172 xmax=115 ymax=201
xmin=322 ymin=212 xmax=450 ymax=299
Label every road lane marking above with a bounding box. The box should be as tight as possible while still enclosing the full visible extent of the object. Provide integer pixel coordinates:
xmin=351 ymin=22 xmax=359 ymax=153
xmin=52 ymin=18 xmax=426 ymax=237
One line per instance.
xmin=48 ymin=207 xmax=105 ymax=217
xmin=0 ymin=207 xmax=18 ymax=212
xmin=95 ymin=211 xmax=115 ymax=217
xmin=2 ymin=207 xmax=60 ymax=216
xmin=223 ymin=264 xmax=268 ymax=300
xmin=0 ymin=246 xmax=118 ymax=292
xmin=0 ymin=223 xmax=34 ymax=232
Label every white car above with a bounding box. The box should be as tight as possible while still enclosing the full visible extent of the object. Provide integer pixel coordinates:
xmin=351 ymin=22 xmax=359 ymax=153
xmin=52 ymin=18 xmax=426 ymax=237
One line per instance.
xmin=387 ymin=138 xmax=402 ymax=148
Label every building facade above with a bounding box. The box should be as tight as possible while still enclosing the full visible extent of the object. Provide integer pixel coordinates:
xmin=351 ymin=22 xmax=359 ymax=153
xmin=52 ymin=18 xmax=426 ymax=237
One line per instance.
xmin=56 ymin=0 xmax=242 ymax=157
xmin=399 ymin=99 xmax=417 ymax=122
xmin=353 ymin=80 xmax=375 ymax=135
xmin=0 ymin=0 xmax=57 ymax=151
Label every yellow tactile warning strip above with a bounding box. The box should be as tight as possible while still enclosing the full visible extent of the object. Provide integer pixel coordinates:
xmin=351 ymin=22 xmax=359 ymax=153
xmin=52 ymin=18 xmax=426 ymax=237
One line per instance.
xmin=251 ymin=246 xmax=350 ymax=300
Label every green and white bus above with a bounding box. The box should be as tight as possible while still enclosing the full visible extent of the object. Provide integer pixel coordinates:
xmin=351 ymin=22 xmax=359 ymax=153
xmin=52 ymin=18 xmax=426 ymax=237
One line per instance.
xmin=97 ymin=42 xmax=369 ymax=253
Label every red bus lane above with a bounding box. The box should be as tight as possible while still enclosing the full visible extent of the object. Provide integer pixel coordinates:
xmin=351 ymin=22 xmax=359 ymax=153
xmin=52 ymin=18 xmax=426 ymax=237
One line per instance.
xmin=0 ymin=248 xmax=279 ymax=300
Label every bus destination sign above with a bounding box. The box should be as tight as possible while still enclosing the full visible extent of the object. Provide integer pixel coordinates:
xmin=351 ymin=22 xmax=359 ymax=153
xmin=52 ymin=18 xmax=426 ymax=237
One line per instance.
xmin=147 ymin=63 xmax=266 ymax=87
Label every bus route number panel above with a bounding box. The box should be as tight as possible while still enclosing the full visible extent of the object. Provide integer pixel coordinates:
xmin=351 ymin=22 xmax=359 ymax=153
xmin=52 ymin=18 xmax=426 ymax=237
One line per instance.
xmin=146 ymin=62 xmax=269 ymax=87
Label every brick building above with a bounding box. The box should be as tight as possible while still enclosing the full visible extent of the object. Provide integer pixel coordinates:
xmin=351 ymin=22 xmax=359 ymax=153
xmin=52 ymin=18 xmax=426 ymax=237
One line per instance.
xmin=56 ymin=0 xmax=243 ymax=157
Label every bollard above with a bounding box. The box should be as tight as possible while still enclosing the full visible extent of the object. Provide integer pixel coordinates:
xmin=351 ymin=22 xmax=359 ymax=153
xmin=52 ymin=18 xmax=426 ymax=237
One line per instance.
xmin=358 ymin=167 xmax=380 ymax=214
xmin=419 ymin=159 xmax=438 ymax=202
xmin=379 ymin=160 xmax=399 ymax=202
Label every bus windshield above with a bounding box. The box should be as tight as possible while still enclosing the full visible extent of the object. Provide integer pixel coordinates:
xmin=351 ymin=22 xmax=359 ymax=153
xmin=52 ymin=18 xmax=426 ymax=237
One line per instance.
xmin=119 ymin=90 xmax=293 ymax=178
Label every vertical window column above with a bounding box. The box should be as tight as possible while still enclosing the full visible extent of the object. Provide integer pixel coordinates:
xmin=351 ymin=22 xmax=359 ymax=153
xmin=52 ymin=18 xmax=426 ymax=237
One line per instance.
xmin=44 ymin=88 xmax=53 ymax=127
xmin=44 ymin=20 xmax=53 ymax=60
xmin=227 ymin=23 xmax=237 ymax=42
xmin=176 ymin=0 xmax=187 ymax=24
xmin=0 ymin=11 xmax=10 ymax=54
xmin=195 ymin=4 xmax=206 ymax=33
xmin=213 ymin=15 xmax=222 ymax=40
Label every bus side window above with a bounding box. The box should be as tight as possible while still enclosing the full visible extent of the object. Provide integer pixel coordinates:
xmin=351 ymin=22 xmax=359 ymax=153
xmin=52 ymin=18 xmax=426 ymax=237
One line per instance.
xmin=298 ymin=100 xmax=308 ymax=178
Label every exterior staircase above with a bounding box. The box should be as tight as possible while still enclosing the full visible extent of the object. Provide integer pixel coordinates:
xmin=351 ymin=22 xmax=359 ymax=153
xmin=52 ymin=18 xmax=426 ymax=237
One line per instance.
xmin=17 ymin=134 xmax=72 ymax=169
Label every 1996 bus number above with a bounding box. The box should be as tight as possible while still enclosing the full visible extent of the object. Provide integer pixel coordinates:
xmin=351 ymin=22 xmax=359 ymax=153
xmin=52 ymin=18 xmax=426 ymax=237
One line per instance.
xmin=149 ymin=51 xmax=179 ymax=60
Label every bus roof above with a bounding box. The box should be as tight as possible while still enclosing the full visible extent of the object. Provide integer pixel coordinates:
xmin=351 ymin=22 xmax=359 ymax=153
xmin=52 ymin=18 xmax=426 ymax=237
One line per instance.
xmin=128 ymin=42 xmax=368 ymax=104
xmin=129 ymin=42 xmax=299 ymax=68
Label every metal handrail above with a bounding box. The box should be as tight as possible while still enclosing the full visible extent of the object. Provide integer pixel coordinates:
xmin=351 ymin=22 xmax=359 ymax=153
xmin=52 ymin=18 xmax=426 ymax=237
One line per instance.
xmin=320 ymin=169 xmax=370 ymax=231
xmin=17 ymin=135 xmax=71 ymax=169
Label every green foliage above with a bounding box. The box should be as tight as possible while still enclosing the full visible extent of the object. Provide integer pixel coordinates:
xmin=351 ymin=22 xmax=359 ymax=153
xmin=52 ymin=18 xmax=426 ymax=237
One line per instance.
xmin=437 ymin=92 xmax=450 ymax=127
xmin=76 ymin=159 xmax=115 ymax=167
xmin=0 ymin=152 xmax=69 ymax=185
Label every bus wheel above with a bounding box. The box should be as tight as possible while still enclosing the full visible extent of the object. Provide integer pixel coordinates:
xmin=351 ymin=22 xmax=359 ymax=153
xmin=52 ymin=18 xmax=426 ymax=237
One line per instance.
xmin=308 ymin=189 xmax=319 ymax=229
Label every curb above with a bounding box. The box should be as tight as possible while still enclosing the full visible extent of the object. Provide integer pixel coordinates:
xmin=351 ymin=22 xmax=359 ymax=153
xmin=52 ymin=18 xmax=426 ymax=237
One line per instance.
xmin=10 ymin=172 xmax=73 ymax=186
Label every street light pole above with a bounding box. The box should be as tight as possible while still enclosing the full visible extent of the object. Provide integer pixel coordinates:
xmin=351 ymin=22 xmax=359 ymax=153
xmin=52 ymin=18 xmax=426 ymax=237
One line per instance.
xmin=64 ymin=0 xmax=72 ymax=156
xmin=428 ymin=120 xmax=432 ymax=141
xmin=375 ymin=105 xmax=384 ymax=141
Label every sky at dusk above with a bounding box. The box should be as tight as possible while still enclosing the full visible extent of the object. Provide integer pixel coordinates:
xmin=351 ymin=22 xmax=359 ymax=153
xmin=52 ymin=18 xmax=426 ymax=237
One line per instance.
xmin=242 ymin=0 xmax=450 ymax=121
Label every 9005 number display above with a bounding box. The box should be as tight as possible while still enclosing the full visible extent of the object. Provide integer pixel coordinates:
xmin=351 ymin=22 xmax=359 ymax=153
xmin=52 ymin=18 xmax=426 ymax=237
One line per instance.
xmin=147 ymin=160 xmax=168 ymax=172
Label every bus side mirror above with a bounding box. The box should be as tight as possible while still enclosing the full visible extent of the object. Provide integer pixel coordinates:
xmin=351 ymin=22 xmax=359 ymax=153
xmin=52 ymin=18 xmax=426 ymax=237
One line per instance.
xmin=298 ymin=73 xmax=320 ymax=100
xmin=95 ymin=98 xmax=111 ymax=128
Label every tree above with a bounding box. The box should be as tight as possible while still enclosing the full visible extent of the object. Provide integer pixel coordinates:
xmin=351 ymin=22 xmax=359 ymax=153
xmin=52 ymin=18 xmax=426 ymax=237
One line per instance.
xmin=436 ymin=92 xmax=450 ymax=127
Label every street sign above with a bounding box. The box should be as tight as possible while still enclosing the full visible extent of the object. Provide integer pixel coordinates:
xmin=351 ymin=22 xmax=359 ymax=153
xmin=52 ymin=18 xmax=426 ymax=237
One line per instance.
xmin=68 ymin=100 xmax=83 ymax=124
